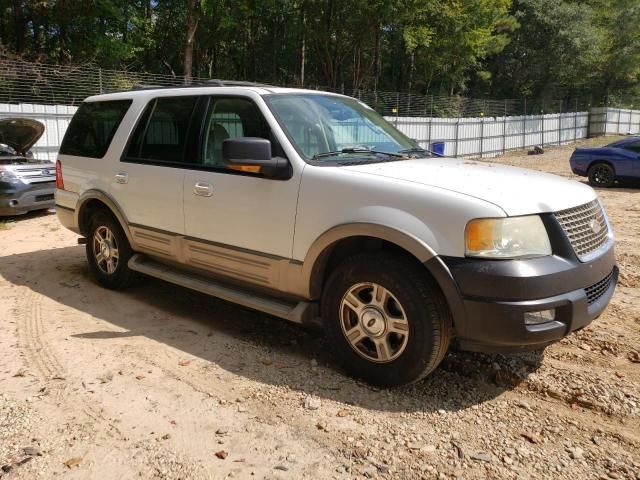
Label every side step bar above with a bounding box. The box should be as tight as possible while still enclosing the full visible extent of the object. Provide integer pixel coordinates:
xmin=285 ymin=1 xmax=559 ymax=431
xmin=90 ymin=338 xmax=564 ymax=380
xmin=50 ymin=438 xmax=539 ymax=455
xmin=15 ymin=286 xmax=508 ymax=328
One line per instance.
xmin=128 ymin=254 xmax=317 ymax=324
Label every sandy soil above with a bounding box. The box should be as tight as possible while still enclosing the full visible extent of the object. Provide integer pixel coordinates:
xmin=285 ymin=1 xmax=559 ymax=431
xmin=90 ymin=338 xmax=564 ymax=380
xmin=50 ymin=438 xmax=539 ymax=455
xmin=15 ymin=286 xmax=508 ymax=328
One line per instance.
xmin=0 ymin=138 xmax=638 ymax=480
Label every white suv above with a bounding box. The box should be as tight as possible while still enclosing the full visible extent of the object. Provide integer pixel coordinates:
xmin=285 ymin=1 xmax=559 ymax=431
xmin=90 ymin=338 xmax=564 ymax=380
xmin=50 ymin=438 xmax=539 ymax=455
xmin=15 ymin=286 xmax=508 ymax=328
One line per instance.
xmin=55 ymin=83 xmax=618 ymax=386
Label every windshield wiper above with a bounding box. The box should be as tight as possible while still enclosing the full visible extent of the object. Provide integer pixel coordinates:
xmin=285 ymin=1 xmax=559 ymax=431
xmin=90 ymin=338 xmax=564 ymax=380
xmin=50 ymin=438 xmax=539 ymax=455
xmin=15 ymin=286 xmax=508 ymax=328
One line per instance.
xmin=312 ymin=148 xmax=407 ymax=160
xmin=398 ymin=147 xmax=434 ymax=157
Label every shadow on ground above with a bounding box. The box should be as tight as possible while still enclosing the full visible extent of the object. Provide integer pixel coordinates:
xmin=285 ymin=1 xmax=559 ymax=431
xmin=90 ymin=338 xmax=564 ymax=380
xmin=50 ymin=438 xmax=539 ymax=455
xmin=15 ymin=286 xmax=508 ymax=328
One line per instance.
xmin=0 ymin=244 xmax=544 ymax=413
xmin=578 ymin=179 xmax=640 ymax=191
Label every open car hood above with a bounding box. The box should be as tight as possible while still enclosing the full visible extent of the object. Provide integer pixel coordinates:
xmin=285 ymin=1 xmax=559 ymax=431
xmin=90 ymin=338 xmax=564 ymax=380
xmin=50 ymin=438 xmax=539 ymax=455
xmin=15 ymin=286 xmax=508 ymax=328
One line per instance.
xmin=0 ymin=118 xmax=45 ymax=155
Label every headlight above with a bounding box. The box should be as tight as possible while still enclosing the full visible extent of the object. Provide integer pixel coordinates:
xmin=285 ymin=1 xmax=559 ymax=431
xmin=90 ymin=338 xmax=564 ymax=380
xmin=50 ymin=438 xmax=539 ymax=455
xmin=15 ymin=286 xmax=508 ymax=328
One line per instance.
xmin=0 ymin=170 xmax=22 ymax=184
xmin=465 ymin=216 xmax=551 ymax=259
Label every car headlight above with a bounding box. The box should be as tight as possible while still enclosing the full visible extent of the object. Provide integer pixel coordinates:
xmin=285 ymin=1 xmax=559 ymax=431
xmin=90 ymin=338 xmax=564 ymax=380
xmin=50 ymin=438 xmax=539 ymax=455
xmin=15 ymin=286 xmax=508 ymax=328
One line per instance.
xmin=465 ymin=215 xmax=552 ymax=259
xmin=0 ymin=170 xmax=22 ymax=185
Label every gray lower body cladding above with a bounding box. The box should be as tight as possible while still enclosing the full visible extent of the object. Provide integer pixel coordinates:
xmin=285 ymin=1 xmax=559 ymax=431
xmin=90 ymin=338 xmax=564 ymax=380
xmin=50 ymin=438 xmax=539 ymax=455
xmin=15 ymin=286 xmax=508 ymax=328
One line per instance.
xmin=425 ymin=243 xmax=617 ymax=353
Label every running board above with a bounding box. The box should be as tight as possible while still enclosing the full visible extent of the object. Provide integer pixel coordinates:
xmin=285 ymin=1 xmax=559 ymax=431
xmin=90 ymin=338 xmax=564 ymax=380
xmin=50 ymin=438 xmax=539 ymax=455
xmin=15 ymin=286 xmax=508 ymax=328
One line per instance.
xmin=128 ymin=254 xmax=316 ymax=324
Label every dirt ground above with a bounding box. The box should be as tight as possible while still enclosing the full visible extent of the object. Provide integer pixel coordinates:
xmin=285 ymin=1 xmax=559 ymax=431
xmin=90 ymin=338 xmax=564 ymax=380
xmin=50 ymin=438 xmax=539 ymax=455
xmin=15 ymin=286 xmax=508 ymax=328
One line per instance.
xmin=0 ymin=138 xmax=639 ymax=480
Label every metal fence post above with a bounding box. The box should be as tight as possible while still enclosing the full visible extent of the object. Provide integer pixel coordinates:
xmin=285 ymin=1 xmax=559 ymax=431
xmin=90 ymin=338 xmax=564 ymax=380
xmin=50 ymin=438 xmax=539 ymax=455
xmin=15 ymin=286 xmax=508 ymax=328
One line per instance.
xmin=502 ymin=99 xmax=507 ymax=154
xmin=454 ymin=118 xmax=460 ymax=157
xmin=617 ymin=104 xmax=622 ymax=134
xmin=427 ymin=95 xmax=434 ymax=149
xmin=522 ymin=98 xmax=527 ymax=150
xmin=99 ymin=68 xmax=103 ymax=94
xmin=395 ymin=92 xmax=400 ymax=127
xmin=557 ymin=100 xmax=562 ymax=145
xmin=541 ymin=100 xmax=545 ymax=147
xmin=605 ymin=96 xmax=609 ymax=135
xmin=574 ymin=98 xmax=578 ymax=143
xmin=479 ymin=114 xmax=484 ymax=158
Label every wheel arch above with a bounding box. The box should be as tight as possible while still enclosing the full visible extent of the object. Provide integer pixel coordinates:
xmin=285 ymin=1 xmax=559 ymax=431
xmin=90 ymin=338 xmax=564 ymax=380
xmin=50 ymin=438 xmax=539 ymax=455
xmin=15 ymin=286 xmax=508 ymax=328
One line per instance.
xmin=75 ymin=190 xmax=134 ymax=245
xmin=302 ymin=223 xmax=438 ymax=300
xmin=588 ymin=159 xmax=616 ymax=175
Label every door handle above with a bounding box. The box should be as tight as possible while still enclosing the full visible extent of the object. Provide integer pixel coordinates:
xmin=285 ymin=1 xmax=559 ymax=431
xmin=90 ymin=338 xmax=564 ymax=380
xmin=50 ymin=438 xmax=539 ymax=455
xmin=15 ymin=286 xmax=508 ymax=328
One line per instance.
xmin=193 ymin=182 xmax=213 ymax=197
xmin=115 ymin=172 xmax=128 ymax=184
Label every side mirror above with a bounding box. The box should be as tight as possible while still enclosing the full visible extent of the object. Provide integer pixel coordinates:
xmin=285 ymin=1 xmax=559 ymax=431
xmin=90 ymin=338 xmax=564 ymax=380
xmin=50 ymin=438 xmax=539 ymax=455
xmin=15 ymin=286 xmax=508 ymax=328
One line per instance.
xmin=222 ymin=137 xmax=290 ymax=179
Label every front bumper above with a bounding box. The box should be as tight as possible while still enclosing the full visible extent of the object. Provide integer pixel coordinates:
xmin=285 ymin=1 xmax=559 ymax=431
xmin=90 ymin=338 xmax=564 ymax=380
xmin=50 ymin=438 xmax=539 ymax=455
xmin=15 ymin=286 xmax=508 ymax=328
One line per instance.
xmin=426 ymin=242 xmax=618 ymax=353
xmin=0 ymin=181 xmax=56 ymax=216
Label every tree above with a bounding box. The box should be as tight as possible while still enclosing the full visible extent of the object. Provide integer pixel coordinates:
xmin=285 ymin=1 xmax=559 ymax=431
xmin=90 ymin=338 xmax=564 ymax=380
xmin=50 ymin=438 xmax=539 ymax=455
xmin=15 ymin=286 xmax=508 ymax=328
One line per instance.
xmin=184 ymin=0 xmax=201 ymax=82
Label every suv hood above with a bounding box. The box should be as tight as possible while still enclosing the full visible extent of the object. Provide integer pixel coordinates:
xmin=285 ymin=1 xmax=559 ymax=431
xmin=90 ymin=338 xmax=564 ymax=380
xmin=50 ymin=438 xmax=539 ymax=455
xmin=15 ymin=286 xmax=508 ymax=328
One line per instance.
xmin=0 ymin=118 xmax=45 ymax=155
xmin=344 ymin=158 xmax=596 ymax=216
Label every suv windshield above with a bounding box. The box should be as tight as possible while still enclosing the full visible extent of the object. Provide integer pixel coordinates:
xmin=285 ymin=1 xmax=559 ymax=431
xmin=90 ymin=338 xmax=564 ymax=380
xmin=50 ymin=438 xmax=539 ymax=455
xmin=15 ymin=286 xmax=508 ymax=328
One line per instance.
xmin=265 ymin=94 xmax=428 ymax=162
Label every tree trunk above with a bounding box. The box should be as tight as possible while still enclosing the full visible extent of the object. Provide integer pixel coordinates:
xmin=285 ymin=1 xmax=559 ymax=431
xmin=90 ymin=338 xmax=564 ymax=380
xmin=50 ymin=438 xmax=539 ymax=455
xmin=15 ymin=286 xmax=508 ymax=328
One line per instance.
xmin=184 ymin=0 xmax=201 ymax=84
xmin=299 ymin=5 xmax=306 ymax=86
xmin=12 ymin=0 xmax=26 ymax=53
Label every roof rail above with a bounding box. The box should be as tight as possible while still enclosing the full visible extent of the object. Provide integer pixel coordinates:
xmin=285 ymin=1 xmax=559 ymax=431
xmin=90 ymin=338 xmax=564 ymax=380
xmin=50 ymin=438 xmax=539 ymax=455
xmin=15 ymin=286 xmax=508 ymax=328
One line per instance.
xmin=196 ymin=79 xmax=275 ymax=88
xmin=130 ymin=79 xmax=275 ymax=92
xmin=131 ymin=84 xmax=166 ymax=91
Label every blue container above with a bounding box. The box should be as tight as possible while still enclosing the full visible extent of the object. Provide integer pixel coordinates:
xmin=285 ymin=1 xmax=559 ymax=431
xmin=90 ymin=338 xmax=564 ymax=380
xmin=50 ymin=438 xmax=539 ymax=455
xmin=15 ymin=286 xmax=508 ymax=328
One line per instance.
xmin=430 ymin=141 xmax=445 ymax=156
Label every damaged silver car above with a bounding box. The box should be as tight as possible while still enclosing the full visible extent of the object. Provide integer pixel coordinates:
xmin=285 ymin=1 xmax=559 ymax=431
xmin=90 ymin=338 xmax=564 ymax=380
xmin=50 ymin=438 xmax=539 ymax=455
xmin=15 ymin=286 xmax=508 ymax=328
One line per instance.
xmin=0 ymin=118 xmax=56 ymax=216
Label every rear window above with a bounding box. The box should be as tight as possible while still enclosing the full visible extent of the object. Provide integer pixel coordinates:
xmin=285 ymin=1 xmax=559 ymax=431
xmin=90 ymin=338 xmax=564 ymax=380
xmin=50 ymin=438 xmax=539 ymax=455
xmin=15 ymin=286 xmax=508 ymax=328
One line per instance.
xmin=59 ymin=100 xmax=132 ymax=158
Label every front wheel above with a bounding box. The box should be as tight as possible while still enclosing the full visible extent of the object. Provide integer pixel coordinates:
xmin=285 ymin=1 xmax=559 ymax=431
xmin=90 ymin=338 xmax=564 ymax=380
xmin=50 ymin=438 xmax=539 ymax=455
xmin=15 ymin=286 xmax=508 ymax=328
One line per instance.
xmin=588 ymin=163 xmax=615 ymax=188
xmin=321 ymin=252 xmax=451 ymax=387
xmin=86 ymin=211 xmax=138 ymax=289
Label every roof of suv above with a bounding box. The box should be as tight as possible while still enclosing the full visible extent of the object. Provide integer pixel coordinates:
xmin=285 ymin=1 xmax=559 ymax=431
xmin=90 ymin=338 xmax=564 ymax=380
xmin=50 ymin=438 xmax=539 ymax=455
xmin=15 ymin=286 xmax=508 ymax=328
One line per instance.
xmin=85 ymin=85 xmax=343 ymax=103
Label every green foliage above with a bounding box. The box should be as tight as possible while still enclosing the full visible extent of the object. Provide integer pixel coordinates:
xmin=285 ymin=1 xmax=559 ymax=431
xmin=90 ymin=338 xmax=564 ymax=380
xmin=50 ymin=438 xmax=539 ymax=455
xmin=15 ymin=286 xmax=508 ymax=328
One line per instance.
xmin=0 ymin=0 xmax=637 ymax=102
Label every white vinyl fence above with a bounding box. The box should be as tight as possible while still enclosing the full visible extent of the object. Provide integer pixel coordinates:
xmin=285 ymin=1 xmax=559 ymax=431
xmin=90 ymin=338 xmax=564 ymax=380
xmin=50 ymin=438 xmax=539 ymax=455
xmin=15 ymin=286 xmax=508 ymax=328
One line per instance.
xmin=1 ymin=102 xmax=639 ymax=161
xmin=0 ymin=103 xmax=77 ymax=161
xmin=588 ymin=107 xmax=640 ymax=137
xmin=384 ymin=112 xmax=591 ymax=157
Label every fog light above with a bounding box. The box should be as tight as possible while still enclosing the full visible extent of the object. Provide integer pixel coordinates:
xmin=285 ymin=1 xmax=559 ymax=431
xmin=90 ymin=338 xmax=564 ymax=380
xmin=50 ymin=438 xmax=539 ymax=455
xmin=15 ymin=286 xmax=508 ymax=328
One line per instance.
xmin=524 ymin=309 xmax=555 ymax=325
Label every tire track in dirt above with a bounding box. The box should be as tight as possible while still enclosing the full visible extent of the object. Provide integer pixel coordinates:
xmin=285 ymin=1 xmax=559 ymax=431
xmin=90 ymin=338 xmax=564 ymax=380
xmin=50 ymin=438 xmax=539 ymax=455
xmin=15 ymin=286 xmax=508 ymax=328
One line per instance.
xmin=12 ymin=287 xmax=212 ymax=478
xmin=15 ymin=288 xmax=125 ymax=438
xmin=16 ymin=288 xmax=65 ymax=380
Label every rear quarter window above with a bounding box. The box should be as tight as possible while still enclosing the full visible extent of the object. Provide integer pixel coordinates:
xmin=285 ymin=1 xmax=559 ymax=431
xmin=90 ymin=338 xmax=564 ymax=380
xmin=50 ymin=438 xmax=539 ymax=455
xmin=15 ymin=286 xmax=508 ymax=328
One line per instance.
xmin=59 ymin=100 xmax=132 ymax=158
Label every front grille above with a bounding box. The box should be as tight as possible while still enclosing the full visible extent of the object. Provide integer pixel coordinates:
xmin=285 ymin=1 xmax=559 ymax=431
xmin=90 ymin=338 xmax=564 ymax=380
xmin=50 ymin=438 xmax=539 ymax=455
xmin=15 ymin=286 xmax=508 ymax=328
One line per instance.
xmin=554 ymin=200 xmax=609 ymax=260
xmin=14 ymin=166 xmax=56 ymax=182
xmin=584 ymin=270 xmax=614 ymax=305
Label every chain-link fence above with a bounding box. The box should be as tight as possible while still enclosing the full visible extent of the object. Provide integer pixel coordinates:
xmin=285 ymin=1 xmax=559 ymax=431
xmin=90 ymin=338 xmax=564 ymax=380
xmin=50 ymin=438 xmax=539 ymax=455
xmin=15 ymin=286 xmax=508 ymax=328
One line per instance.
xmin=2 ymin=59 xmax=637 ymax=117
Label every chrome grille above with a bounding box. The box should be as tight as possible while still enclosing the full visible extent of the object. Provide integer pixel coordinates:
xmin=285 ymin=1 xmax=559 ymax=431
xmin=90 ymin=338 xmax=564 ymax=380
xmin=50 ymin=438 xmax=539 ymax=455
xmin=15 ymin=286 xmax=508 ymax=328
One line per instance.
xmin=554 ymin=200 xmax=609 ymax=260
xmin=584 ymin=270 xmax=614 ymax=305
xmin=13 ymin=166 xmax=56 ymax=183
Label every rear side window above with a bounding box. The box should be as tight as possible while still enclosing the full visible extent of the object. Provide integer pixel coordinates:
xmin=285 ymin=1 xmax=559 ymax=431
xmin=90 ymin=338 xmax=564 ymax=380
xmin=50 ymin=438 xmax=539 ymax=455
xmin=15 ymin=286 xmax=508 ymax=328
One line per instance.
xmin=59 ymin=100 xmax=131 ymax=158
xmin=125 ymin=96 xmax=198 ymax=163
xmin=624 ymin=141 xmax=640 ymax=153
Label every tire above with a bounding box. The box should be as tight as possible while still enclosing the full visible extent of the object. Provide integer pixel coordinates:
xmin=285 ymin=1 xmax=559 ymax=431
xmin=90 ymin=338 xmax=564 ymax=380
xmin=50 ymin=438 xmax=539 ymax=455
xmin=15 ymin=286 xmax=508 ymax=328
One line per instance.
xmin=588 ymin=163 xmax=615 ymax=188
xmin=86 ymin=210 xmax=138 ymax=289
xmin=321 ymin=252 xmax=451 ymax=387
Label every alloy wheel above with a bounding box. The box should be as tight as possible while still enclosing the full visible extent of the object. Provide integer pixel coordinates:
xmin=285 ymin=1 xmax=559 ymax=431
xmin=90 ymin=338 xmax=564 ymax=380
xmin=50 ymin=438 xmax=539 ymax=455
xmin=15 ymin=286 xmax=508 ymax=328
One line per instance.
xmin=339 ymin=282 xmax=409 ymax=363
xmin=92 ymin=225 xmax=120 ymax=275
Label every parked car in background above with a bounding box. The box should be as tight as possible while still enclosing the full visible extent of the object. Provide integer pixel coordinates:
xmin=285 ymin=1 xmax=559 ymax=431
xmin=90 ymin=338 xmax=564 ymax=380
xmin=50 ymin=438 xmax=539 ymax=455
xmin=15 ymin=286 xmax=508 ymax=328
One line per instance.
xmin=570 ymin=136 xmax=640 ymax=187
xmin=0 ymin=118 xmax=56 ymax=216
xmin=55 ymin=84 xmax=617 ymax=386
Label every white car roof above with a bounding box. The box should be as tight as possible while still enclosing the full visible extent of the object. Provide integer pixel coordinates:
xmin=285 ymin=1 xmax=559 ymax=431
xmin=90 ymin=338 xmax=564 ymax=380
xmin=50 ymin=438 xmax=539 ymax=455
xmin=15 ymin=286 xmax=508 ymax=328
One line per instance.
xmin=84 ymin=85 xmax=348 ymax=103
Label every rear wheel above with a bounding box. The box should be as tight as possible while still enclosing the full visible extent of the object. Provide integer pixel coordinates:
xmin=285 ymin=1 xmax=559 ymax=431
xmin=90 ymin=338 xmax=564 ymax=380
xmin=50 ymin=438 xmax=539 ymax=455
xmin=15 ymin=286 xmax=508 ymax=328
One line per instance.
xmin=86 ymin=211 xmax=138 ymax=289
xmin=321 ymin=252 xmax=451 ymax=387
xmin=588 ymin=163 xmax=615 ymax=188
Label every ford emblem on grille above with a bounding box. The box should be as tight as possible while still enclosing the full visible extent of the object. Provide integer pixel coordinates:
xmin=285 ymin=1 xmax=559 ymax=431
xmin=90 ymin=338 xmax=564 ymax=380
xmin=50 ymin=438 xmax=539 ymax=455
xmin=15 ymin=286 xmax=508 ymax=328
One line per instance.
xmin=42 ymin=169 xmax=50 ymax=175
xmin=589 ymin=218 xmax=602 ymax=234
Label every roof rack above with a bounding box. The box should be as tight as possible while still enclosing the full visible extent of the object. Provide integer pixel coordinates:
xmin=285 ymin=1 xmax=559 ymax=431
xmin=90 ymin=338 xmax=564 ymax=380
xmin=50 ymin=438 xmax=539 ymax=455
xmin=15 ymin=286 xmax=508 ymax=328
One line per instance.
xmin=199 ymin=79 xmax=275 ymax=88
xmin=130 ymin=79 xmax=274 ymax=92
